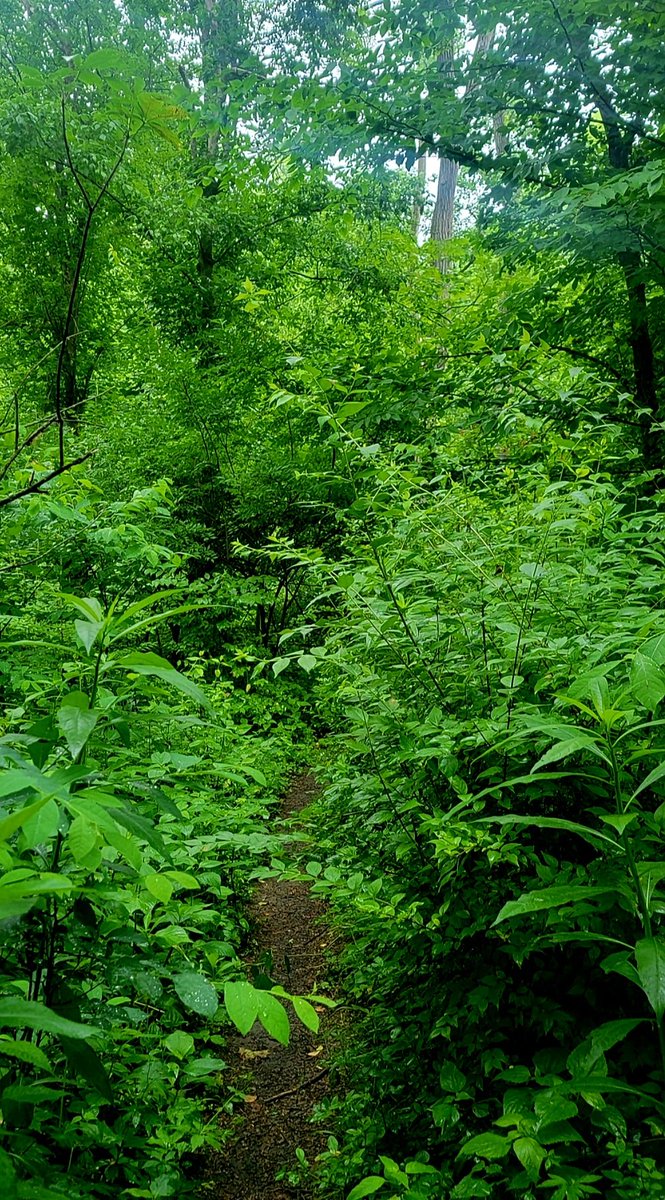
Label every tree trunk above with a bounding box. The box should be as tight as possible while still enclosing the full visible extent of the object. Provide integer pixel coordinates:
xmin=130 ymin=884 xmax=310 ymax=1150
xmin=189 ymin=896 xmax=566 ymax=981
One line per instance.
xmin=591 ymin=76 xmax=663 ymax=466
xmin=429 ymin=29 xmax=496 ymax=274
xmin=430 ymin=156 xmax=459 ymax=271
xmin=411 ymin=148 xmax=428 ymax=240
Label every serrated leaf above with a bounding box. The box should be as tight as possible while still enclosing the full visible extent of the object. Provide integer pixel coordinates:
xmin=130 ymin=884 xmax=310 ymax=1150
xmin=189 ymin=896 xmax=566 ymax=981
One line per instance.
xmin=1 ymin=1083 xmax=63 ymax=1104
xmin=0 ymin=1038 xmax=51 ymax=1071
xmin=174 ymin=971 xmax=218 ymax=1018
xmin=224 ymin=980 xmax=258 ymax=1035
xmin=512 ymin=1136 xmax=545 ymax=1178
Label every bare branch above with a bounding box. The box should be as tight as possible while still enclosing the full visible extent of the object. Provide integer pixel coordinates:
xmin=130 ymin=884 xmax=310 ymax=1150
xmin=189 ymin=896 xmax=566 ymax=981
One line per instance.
xmin=0 ymin=453 xmax=92 ymax=510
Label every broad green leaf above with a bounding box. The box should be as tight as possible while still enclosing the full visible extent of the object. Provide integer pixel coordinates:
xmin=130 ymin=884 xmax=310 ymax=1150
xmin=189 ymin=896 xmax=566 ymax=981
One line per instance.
xmin=173 ymin=971 xmax=218 ymax=1018
xmin=0 ymin=874 xmax=75 ymax=906
xmin=61 ymin=595 xmax=104 ymax=622
xmin=630 ymin=651 xmax=665 ymax=710
xmin=439 ymin=1062 xmax=467 ymax=1092
xmin=115 ymin=652 xmax=211 ymax=710
xmin=494 ymin=885 xmax=616 ymax=924
xmin=599 ymin=812 xmax=636 ymax=835
xmin=57 ymin=695 xmax=98 ymax=759
xmin=641 ymin=634 xmax=665 ymax=665
xmin=74 ymin=619 xmax=104 ymax=655
xmin=0 ymin=998 xmax=99 ymax=1039
xmin=144 ymin=874 xmax=173 ymax=903
xmin=256 ymin=990 xmax=290 ymax=1045
xmin=164 ymin=1031 xmax=194 ymax=1059
xmin=83 ymin=48 xmax=130 ymax=72
xmin=512 ymin=1136 xmax=545 ymax=1178
xmin=635 ymin=937 xmax=665 ymax=1019
xmin=223 ymin=980 xmax=258 ymax=1035
xmin=0 ymin=796 xmax=51 ymax=842
xmin=182 ymin=1055 xmax=225 ymax=1077
xmin=568 ymin=1018 xmax=643 ymax=1074
xmin=458 ymin=1132 xmax=511 ymax=1159
xmin=164 ymin=870 xmax=199 ymax=890
xmin=347 ymin=1179 xmax=387 ymax=1200
xmin=336 ymin=400 xmax=369 ymax=420
xmin=22 ymin=799 xmax=60 ymax=848
xmin=292 ymin=996 xmax=320 ymax=1033
xmin=68 ymin=817 xmax=98 ymax=864
xmin=0 ymin=767 xmax=57 ymax=800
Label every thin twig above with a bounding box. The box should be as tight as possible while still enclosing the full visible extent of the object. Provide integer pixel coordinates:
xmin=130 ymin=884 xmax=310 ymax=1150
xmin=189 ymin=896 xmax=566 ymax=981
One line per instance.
xmin=263 ymin=1067 xmax=329 ymax=1104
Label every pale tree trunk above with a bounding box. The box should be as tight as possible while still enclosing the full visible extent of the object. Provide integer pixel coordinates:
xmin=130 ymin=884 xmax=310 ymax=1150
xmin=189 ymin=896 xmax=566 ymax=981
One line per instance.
xmin=411 ymin=146 xmax=428 ymax=239
xmin=430 ymin=28 xmax=496 ymax=272
xmin=430 ymin=156 xmax=459 ymax=271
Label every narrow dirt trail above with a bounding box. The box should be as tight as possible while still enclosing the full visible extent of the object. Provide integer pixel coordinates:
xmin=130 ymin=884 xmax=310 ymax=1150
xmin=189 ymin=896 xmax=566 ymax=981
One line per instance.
xmin=204 ymin=773 xmax=333 ymax=1200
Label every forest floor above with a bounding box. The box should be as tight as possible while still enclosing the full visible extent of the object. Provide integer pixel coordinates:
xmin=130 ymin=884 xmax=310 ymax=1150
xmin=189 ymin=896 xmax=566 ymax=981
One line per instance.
xmin=203 ymin=773 xmax=335 ymax=1200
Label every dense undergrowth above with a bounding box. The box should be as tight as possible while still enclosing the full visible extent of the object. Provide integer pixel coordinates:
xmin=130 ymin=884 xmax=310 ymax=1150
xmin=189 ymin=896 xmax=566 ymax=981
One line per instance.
xmin=0 ymin=478 xmax=319 ymax=1197
xmin=299 ymin=446 xmax=665 ymax=1199
xmin=2 ymin=1 xmax=665 ymax=1198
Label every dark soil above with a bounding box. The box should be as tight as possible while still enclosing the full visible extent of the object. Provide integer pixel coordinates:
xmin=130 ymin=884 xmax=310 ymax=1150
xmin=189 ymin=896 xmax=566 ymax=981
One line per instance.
xmin=203 ymin=773 xmax=333 ymax=1200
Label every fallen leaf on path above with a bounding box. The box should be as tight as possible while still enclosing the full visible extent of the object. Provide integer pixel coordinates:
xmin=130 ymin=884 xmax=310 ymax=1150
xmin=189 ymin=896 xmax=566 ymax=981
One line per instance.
xmin=243 ymin=1094 xmax=258 ymax=1103
xmin=307 ymin=1045 xmax=323 ymax=1057
xmin=239 ymin=1048 xmax=270 ymax=1060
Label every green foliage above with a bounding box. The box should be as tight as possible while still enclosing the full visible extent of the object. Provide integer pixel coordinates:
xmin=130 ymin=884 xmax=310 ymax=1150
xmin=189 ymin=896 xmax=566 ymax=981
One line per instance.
xmin=0 ymin=477 xmax=315 ymax=1196
xmin=1 ymin=1 xmax=665 ymax=1197
xmin=296 ymin=425 xmax=665 ymax=1198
